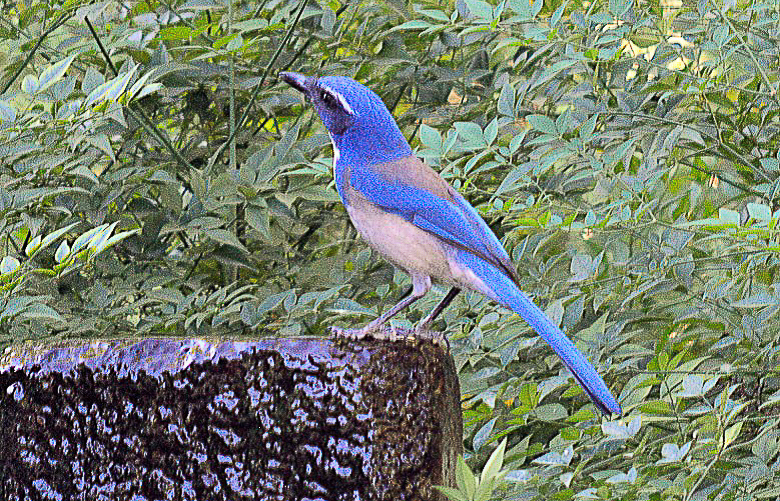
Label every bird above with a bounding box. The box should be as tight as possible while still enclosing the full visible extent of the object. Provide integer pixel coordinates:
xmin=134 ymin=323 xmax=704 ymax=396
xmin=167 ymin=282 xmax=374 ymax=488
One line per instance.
xmin=279 ymin=71 xmax=621 ymax=416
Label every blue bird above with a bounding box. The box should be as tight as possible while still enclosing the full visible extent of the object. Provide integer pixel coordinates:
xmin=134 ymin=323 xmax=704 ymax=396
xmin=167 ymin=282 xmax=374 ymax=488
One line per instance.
xmin=280 ymin=72 xmax=621 ymax=416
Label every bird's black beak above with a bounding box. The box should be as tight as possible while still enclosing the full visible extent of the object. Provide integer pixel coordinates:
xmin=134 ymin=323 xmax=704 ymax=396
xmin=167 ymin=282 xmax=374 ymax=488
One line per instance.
xmin=279 ymin=71 xmax=308 ymax=96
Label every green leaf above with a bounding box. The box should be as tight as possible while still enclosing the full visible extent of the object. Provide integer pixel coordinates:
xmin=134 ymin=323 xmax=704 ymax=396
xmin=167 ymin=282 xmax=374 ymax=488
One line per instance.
xmin=483 ymin=117 xmax=498 ymax=146
xmin=86 ymin=133 xmax=116 ymax=162
xmin=226 ymin=34 xmax=244 ymax=51
xmin=508 ymin=129 xmax=527 ymax=153
xmin=473 ymin=416 xmax=496 ymax=452
xmin=274 ymin=119 xmax=300 ymax=164
xmin=160 ymin=26 xmax=193 ymax=40
xmin=585 ymin=210 xmax=596 ymax=226
xmin=203 ymin=229 xmax=249 ymax=253
xmin=418 ymin=9 xmax=450 ymax=23
xmin=580 ymin=113 xmax=598 ymax=141
xmin=256 ymin=291 xmax=289 ymax=315
xmin=420 ymin=124 xmax=442 ymax=149
xmin=533 ymin=59 xmax=577 ymax=89
xmin=127 ymin=70 xmax=157 ymax=101
xmin=495 ymin=162 xmax=533 ymax=195
xmin=747 ymin=202 xmax=771 ymax=221
xmin=25 ymin=235 xmax=41 ymax=257
xmin=71 ymin=225 xmax=107 ymax=254
xmin=657 ymin=442 xmax=691 ymax=464
xmin=389 ymin=20 xmax=433 ymax=32
xmin=55 ymin=240 xmax=71 ymax=263
xmin=454 ymin=121 xmax=484 ymax=146
xmin=0 ymin=296 xmax=37 ymax=321
xmin=0 ymin=99 xmax=16 ymax=122
xmin=455 ymin=456 xmax=477 ymax=499
xmin=551 ymin=1 xmax=566 ymax=26
xmin=246 ymin=205 xmax=271 ymax=240
xmin=434 ymin=486 xmax=469 ymax=501
xmin=759 ymin=157 xmax=779 ymax=171
xmin=95 ymin=228 xmax=139 ymax=257
xmin=232 ymin=19 xmax=269 ymax=32
xmin=22 ymin=303 xmax=63 ymax=322
xmin=526 ymin=114 xmax=557 ymax=135
xmin=464 ymin=0 xmax=494 ymax=20
xmin=289 ymin=185 xmax=340 ymax=202
xmin=718 ymin=208 xmax=741 ymax=226
xmin=497 ymin=81 xmax=515 ymax=116
xmin=731 ymin=292 xmax=777 ymax=308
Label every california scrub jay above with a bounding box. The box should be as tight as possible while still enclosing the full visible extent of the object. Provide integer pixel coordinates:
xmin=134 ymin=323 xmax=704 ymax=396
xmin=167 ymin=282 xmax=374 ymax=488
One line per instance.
xmin=280 ymin=72 xmax=621 ymax=415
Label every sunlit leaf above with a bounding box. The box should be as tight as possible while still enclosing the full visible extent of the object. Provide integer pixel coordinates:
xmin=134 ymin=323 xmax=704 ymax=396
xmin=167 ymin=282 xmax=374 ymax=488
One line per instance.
xmin=39 ymin=54 xmax=77 ymax=92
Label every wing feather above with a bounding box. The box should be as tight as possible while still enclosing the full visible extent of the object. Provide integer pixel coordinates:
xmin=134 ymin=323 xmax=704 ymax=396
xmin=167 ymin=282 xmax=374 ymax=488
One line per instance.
xmin=347 ymin=156 xmax=518 ymax=283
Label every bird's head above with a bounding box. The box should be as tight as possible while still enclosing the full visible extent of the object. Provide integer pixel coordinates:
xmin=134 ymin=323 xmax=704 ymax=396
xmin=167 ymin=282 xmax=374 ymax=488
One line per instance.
xmin=280 ymin=72 xmax=411 ymax=166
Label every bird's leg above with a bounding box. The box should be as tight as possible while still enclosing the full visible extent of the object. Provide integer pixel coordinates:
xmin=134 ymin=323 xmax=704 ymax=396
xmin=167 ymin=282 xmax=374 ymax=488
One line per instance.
xmin=331 ymin=274 xmax=431 ymax=341
xmin=415 ymin=287 xmax=460 ymax=345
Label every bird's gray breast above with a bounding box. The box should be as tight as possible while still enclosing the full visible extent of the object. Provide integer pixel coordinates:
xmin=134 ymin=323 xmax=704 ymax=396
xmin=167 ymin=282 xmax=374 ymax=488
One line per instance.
xmin=344 ymin=192 xmax=453 ymax=282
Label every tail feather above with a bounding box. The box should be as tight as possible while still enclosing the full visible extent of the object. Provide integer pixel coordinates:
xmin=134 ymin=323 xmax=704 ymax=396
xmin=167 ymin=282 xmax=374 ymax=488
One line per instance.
xmin=503 ymin=287 xmax=622 ymax=416
xmin=453 ymin=251 xmax=622 ymax=415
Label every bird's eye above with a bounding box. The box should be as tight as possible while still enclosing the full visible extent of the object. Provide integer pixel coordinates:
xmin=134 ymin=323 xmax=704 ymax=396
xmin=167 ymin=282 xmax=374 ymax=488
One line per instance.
xmin=320 ymin=89 xmax=337 ymax=108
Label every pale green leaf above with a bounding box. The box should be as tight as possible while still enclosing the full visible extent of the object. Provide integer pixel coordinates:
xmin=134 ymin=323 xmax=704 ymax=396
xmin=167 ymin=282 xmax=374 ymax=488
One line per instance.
xmin=497 ymin=81 xmax=515 ymax=116
xmin=0 ymin=99 xmax=16 ymax=122
xmin=22 ymin=74 xmax=39 ymax=94
xmin=718 ymin=208 xmax=741 ymax=226
xmin=71 ymin=224 xmax=108 ymax=254
xmin=480 ymin=438 xmax=507 ymax=485
xmin=747 ymin=202 xmax=772 ymax=221
xmin=85 ymin=65 xmax=138 ymax=107
xmin=30 ymin=223 xmax=79 ymax=259
xmin=55 ymin=240 xmax=71 ymax=263
xmin=25 ymin=235 xmax=42 ymax=257
xmin=39 ymin=54 xmax=77 ymax=92
xmin=456 ymin=456 xmax=477 ymax=499
xmin=389 ymin=20 xmax=432 ymax=32
xmin=1 ymin=255 xmax=20 ymax=274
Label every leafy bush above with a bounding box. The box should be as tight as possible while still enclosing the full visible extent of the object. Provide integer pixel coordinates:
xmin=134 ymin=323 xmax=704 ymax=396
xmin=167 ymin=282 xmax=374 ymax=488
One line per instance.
xmin=1 ymin=0 xmax=778 ymax=498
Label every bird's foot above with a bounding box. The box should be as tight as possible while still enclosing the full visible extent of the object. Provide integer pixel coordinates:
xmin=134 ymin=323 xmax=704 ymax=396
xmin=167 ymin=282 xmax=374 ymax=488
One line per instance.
xmin=329 ymin=324 xmax=447 ymax=347
xmin=329 ymin=325 xmax=373 ymax=340
xmin=414 ymin=325 xmax=449 ymax=348
xmin=330 ymin=325 xmax=406 ymax=342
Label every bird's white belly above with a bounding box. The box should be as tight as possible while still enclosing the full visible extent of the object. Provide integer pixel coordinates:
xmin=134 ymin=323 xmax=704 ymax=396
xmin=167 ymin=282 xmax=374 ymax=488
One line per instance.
xmin=346 ymin=202 xmax=453 ymax=282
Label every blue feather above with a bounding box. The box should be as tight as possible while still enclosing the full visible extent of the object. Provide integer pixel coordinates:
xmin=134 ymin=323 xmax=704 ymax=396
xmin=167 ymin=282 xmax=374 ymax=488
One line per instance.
xmin=451 ymin=249 xmax=622 ymax=416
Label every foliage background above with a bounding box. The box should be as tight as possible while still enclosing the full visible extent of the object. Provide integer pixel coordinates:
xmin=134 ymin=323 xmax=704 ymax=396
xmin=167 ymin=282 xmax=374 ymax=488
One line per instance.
xmin=1 ymin=0 xmax=779 ymax=498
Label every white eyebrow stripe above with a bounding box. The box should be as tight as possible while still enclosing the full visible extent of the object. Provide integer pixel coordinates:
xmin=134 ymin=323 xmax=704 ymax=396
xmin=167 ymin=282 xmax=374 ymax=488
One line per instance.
xmin=321 ymin=85 xmax=354 ymax=115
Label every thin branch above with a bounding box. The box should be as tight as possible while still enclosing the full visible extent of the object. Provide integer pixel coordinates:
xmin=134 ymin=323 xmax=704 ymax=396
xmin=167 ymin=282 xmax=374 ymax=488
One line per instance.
xmin=206 ymin=0 xmax=311 ymax=172
xmin=714 ymin=2 xmax=779 ymax=107
xmin=84 ymin=16 xmax=195 ymax=180
xmin=1 ymin=12 xmax=72 ymax=94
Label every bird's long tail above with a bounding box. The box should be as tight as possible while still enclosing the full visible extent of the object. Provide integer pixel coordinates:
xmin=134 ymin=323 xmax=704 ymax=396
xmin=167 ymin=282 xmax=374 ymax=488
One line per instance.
xmin=455 ymin=251 xmax=622 ymax=416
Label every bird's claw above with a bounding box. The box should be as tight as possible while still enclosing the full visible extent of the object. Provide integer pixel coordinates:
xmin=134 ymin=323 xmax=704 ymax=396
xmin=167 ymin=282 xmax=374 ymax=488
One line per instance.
xmin=414 ymin=326 xmax=449 ymax=348
xmin=330 ymin=325 xmax=403 ymax=341
xmin=329 ymin=324 xmax=449 ymax=348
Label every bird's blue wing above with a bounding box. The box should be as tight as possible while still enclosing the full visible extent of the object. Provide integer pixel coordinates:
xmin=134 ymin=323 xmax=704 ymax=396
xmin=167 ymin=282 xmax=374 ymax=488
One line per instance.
xmin=347 ymin=157 xmax=517 ymax=280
